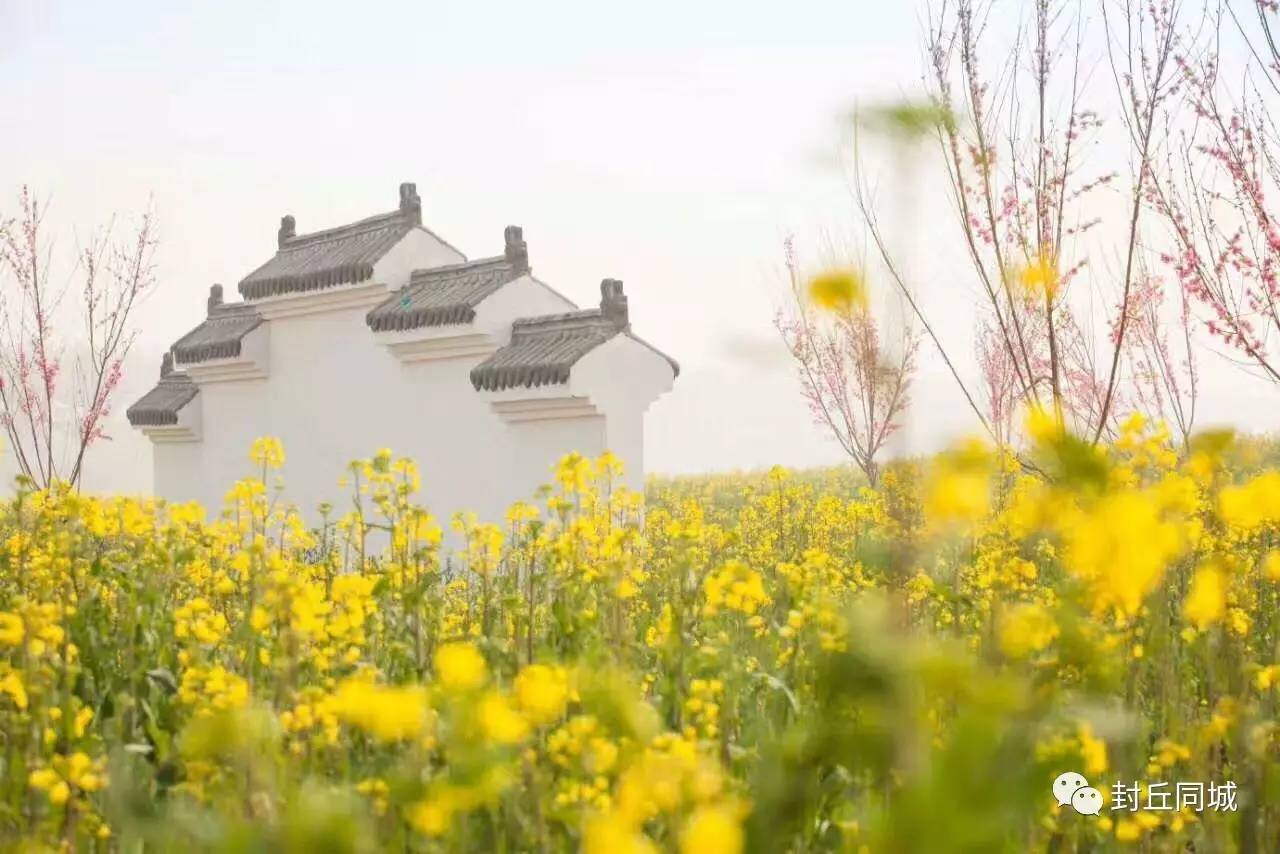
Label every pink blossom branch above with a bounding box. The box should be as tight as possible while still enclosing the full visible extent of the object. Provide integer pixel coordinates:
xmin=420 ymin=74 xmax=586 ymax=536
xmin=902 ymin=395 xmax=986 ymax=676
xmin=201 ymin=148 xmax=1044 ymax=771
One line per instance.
xmin=776 ymin=238 xmax=920 ymax=486
xmin=0 ymin=187 xmax=158 ymax=488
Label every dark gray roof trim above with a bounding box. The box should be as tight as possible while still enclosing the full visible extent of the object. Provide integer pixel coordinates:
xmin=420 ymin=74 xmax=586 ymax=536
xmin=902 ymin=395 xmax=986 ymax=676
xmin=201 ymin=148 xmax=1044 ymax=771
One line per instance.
xmin=366 ymin=226 xmax=532 ymax=332
xmin=470 ymin=278 xmax=678 ymax=391
xmin=238 ymin=183 xmax=425 ymax=300
xmin=127 ymin=357 xmax=198 ymax=427
xmin=367 ymin=256 xmax=519 ymax=331
xmin=172 ymin=293 xmax=263 ymax=364
xmin=470 ymin=310 xmax=620 ymax=391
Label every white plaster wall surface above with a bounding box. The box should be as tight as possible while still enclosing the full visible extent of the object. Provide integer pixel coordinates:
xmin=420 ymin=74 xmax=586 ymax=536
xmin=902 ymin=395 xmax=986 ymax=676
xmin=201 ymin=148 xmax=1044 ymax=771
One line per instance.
xmin=170 ymin=300 xmax=618 ymax=528
xmin=154 ymin=441 xmax=203 ymax=507
xmin=495 ymin=413 xmax=607 ymax=512
xmin=471 ymin=274 xmax=577 ymax=340
xmin=569 ymin=334 xmax=677 ymax=494
xmin=139 ymin=232 xmax=676 ymax=530
xmin=373 ymin=229 xmax=465 ymax=289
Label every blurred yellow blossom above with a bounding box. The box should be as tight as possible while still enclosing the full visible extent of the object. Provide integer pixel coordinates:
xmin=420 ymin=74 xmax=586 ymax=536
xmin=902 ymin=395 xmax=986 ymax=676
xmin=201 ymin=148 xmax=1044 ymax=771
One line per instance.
xmin=0 ymin=612 xmax=23 ymax=646
xmin=329 ymin=680 xmax=431 ymax=743
xmin=1184 ymin=562 xmax=1226 ymax=631
xmin=1078 ymin=724 xmax=1108 ymax=777
xmin=435 ymin=642 xmax=487 ymax=691
xmin=999 ymin=602 xmax=1058 ymax=658
xmin=514 ymin=664 xmax=570 ymax=726
xmin=681 ymin=803 xmax=744 ymax=854
xmin=807 ymin=268 xmax=868 ymax=313
xmin=1016 ymin=253 xmax=1059 ymax=298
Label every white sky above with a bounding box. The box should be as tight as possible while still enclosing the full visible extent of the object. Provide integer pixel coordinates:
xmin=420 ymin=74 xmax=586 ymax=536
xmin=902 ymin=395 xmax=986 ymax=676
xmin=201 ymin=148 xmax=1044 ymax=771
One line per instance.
xmin=1 ymin=0 xmax=1276 ymax=493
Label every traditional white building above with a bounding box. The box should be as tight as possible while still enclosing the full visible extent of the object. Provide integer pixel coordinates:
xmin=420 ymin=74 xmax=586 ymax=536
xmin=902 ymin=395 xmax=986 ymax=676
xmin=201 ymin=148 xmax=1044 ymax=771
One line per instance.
xmin=127 ymin=182 xmax=677 ymax=522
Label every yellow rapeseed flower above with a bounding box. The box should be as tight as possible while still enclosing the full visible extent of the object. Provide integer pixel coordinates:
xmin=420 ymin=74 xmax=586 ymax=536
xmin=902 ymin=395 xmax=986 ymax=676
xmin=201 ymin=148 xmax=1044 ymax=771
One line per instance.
xmin=514 ymin=664 xmax=570 ymax=726
xmin=407 ymin=792 xmax=455 ymax=837
xmin=1026 ymin=405 xmax=1064 ymax=445
xmin=1256 ymin=665 xmax=1280 ymax=691
xmin=1115 ymin=818 xmax=1141 ymax=842
xmin=479 ymin=692 xmax=530 ymax=744
xmin=1264 ymin=551 xmax=1280 ymax=582
xmin=0 ymin=612 xmax=23 ymax=646
xmin=1219 ymin=471 xmax=1280 ymax=530
xmin=807 ymin=268 xmax=868 ymax=313
xmin=1154 ymin=738 xmax=1191 ymax=767
xmin=249 ymin=436 xmax=286 ymax=470
xmin=998 ymin=603 xmax=1059 ymax=659
xmin=681 ymin=803 xmax=744 ymax=854
xmin=0 ymin=671 xmax=28 ymax=710
xmin=1184 ymin=562 xmax=1226 ymax=631
xmin=1060 ymin=489 xmax=1183 ymax=617
xmin=924 ymin=440 xmax=993 ymax=525
xmin=702 ymin=562 xmax=771 ymax=617
xmin=329 ymin=680 xmax=431 ymax=743
xmin=434 ymin=642 xmax=487 ymax=692
xmin=583 ymin=812 xmax=658 ymax=854
xmin=1078 ymin=723 xmax=1108 ymax=777
xmin=1017 ymin=253 xmax=1059 ymax=298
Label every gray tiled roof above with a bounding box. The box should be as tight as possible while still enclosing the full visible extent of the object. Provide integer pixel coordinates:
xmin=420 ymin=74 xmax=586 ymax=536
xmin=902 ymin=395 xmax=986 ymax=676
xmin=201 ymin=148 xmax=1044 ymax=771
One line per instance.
xmin=366 ymin=257 xmax=519 ymax=331
xmin=471 ymin=311 xmax=621 ymax=391
xmin=126 ymin=359 xmax=197 ymax=427
xmin=366 ymin=226 xmax=531 ymax=332
xmin=470 ymin=279 xmax=678 ymax=391
xmin=172 ymin=300 xmax=263 ymax=364
xmin=238 ymin=183 xmax=426 ymax=300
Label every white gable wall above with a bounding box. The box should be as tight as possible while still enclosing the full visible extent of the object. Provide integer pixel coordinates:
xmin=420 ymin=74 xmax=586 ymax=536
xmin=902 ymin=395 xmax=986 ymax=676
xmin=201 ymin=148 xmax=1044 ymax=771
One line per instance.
xmin=165 ymin=301 xmax=504 ymax=526
xmin=373 ymin=228 xmax=466 ymax=288
xmin=154 ymin=303 xmax=638 ymax=532
xmin=144 ymin=231 xmax=674 ymax=532
xmin=568 ymin=334 xmax=676 ymax=495
xmin=472 ymin=274 xmax=577 ymax=340
xmin=154 ymin=441 xmax=201 ymax=502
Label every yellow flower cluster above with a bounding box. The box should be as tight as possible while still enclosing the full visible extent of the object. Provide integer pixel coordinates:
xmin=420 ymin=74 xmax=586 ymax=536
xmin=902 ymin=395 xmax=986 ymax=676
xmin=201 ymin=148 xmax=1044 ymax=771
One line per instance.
xmin=0 ymin=424 xmax=1276 ymax=850
xmin=702 ymin=561 xmax=771 ymax=617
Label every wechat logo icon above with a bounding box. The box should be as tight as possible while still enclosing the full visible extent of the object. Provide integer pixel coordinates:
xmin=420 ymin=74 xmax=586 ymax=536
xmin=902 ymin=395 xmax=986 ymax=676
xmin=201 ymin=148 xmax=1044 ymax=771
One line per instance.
xmin=1054 ymin=772 xmax=1102 ymax=815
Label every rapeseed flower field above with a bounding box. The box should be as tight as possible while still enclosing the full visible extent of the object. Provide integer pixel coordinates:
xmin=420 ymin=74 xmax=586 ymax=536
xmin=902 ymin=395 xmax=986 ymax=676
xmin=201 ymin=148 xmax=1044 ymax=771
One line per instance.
xmin=2 ymin=421 xmax=1280 ymax=851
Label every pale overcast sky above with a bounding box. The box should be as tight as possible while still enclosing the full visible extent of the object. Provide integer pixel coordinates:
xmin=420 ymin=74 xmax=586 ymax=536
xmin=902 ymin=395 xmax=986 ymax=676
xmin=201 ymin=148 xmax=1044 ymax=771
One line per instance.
xmin=1 ymin=0 xmax=1276 ymax=493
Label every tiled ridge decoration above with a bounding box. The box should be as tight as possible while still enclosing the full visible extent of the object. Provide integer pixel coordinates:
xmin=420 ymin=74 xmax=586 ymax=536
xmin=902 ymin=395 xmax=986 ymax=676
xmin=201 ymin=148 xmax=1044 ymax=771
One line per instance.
xmin=366 ymin=226 xmax=530 ymax=332
xmin=238 ymin=183 xmax=425 ymax=300
xmin=129 ymin=181 xmax=678 ymax=431
xmin=170 ymin=285 xmax=263 ymax=364
xmin=470 ymin=279 xmax=678 ymax=391
xmin=125 ymin=354 xmax=198 ymax=427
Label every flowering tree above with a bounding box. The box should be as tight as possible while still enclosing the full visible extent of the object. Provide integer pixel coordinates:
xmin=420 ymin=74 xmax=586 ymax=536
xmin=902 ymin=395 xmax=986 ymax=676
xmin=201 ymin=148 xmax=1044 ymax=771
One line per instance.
xmin=776 ymin=239 xmax=920 ymax=487
xmin=0 ymin=187 xmax=158 ymax=488
xmin=975 ymin=310 xmax=1021 ymax=447
xmin=854 ymin=0 xmax=1199 ymax=445
xmin=1117 ymin=271 xmax=1200 ymax=445
xmin=1146 ymin=0 xmax=1280 ymax=387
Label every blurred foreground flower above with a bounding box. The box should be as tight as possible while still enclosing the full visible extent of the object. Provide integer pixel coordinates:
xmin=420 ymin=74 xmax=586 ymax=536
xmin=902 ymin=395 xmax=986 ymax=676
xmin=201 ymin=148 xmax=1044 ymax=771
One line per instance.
xmin=0 ymin=429 xmax=1275 ymax=850
xmin=1016 ymin=253 xmax=1059 ymax=298
xmin=1184 ymin=562 xmax=1226 ymax=631
xmin=807 ymin=268 xmax=868 ymax=313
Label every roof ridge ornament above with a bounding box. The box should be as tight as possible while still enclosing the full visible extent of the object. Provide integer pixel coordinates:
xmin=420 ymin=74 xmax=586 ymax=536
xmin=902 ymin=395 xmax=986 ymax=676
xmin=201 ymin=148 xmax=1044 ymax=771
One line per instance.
xmin=399 ymin=182 xmax=422 ymax=226
xmin=207 ymin=283 xmax=224 ymax=316
xmin=160 ymin=352 xmax=174 ymax=378
xmin=600 ymin=278 xmax=629 ymax=330
xmin=278 ymin=215 xmax=296 ymax=248
xmin=504 ymin=225 xmax=530 ymax=274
